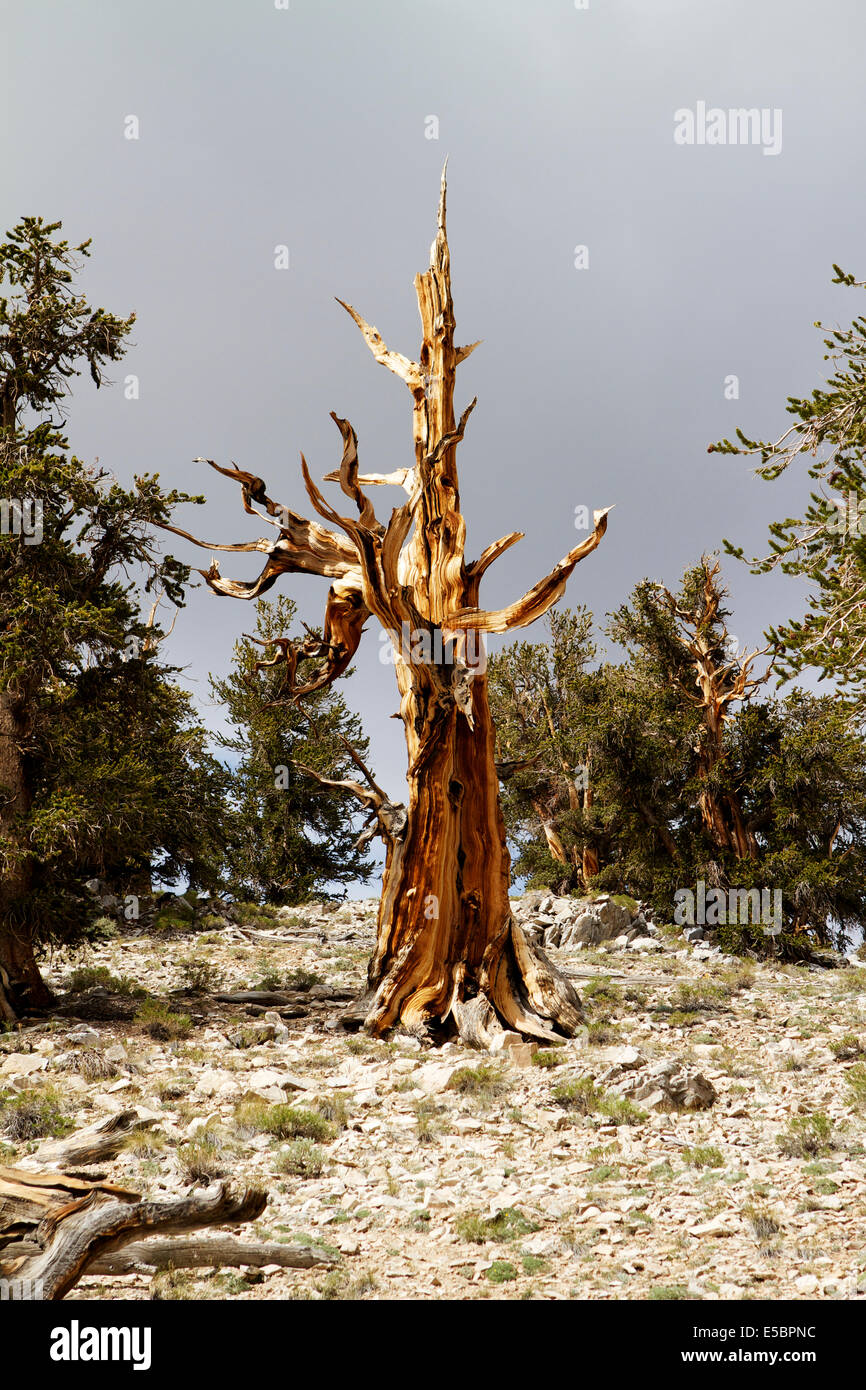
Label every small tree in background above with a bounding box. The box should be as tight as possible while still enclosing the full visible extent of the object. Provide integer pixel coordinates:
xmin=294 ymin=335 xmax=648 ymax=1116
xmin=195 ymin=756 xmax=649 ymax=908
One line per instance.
xmin=608 ymin=557 xmax=771 ymax=860
xmin=490 ymin=575 xmax=866 ymax=952
xmin=210 ymin=595 xmax=373 ymax=904
xmin=488 ymin=609 xmax=695 ymax=904
xmin=488 ymin=607 xmax=602 ymax=894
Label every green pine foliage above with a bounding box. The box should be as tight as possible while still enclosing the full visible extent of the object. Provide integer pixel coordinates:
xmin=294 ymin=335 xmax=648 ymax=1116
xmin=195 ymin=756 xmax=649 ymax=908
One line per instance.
xmin=210 ymin=595 xmax=373 ymax=904
xmin=489 ymin=586 xmax=866 ymax=952
xmin=713 ymin=265 xmax=866 ymax=712
xmin=0 ymin=219 xmax=227 ymax=992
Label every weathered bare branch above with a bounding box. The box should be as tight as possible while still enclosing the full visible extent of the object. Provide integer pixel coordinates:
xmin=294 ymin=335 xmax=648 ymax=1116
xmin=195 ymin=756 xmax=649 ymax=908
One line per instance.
xmin=327 ymin=411 xmax=382 ymax=533
xmin=448 ymin=507 xmax=612 ymax=633
xmin=466 ymin=531 xmax=524 ymax=585
xmin=335 ymin=299 xmax=421 ymax=390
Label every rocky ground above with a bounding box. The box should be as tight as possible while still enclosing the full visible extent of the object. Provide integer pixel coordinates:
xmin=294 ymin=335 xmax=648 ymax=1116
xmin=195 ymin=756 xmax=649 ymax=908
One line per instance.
xmin=2 ymin=891 xmax=866 ymax=1302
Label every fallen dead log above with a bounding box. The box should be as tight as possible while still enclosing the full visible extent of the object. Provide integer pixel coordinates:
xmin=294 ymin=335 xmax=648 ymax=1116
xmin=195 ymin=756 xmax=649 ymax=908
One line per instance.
xmin=562 ymin=968 xmax=675 ymax=987
xmin=215 ymin=990 xmax=306 ymax=1006
xmin=85 ymin=1235 xmax=336 ymax=1275
xmin=215 ymin=987 xmax=355 ymax=1005
xmin=0 ymin=1170 xmax=267 ymax=1300
xmin=29 ymin=1110 xmax=154 ymax=1169
xmin=0 ymin=1165 xmax=140 ymax=1250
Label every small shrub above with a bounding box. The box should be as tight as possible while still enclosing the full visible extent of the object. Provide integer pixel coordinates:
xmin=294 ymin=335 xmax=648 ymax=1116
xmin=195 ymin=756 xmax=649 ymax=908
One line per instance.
xmin=671 ymin=982 xmax=728 ymax=1013
xmin=250 ymin=965 xmax=284 ymax=992
xmin=597 ymin=1095 xmax=647 ymax=1127
xmin=235 ymin=902 xmax=281 ymax=925
xmin=154 ymin=1075 xmax=193 ymax=1102
xmin=455 ymin=1206 xmax=539 ymax=1244
xmin=85 ymin=916 xmax=119 ymax=941
xmin=125 ymin=1128 xmax=167 ymax=1158
xmin=150 ymin=1270 xmax=206 ymax=1300
xmin=275 ymin=1139 xmax=327 ymax=1178
xmin=744 ymin=1205 xmax=782 ymax=1240
xmin=777 ymin=1112 xmax=836 ymax=1159
xmin=153 ymin=911 xmax=193 ymax=934
xmin=532 ymin=1050 xmax=564 ymax=1069
xmin=684 ymin=1145 xmax=725 ymax=1169
xmin=782 ymin=1055 xmax=806 ymax=1073
xmin=485 ymin=1260 xmax=518 ymax=1284
xmin=285 ymin=969 xmax=323 ymax=992
xmin=314 ymin=1093 xmax=350 ymax=1129
xmin=178 ymin=1130 xmax=227 ymax=1183
xmin=177 ymin=957 xmax=223 ymax=993
xmin=234 ymin=1101 xmax=336 ymax=1143
xmin=845 ymin=1063 xmax=866 ymax=1105
xmin=62 ymin=1049 xmax=119 ymax=1081
xmin=135 ymin=999 xmax=192 ymax=1040
xmin=586 ymin=1163 xmax=621 ymax=1184
xmin=66 ymin=965 xmax=146 ymax=997
xmin=414 ymin=1098 xmax=446 ymax=1144
xmin=649 ymin=1161 xmax=674 ymax=1180
xmin=552 ymin=1077 xmax=601 ymax=1114
xmin=301 ymin=1051 xmax=338 ymax=1073
xmin=648 ymin=1285 xmax=694 ymax=1301
xmin=0 ymin=1087 xmax=73 ymax=1142
xmin=582 ymin=976 xmax=623 ymax=1005
xmin=198 ymin=914 xmax=230 ymax=932
xmin=587 ymin=1023 xmax=622 ymax=1046
xmin=313 ymin=1271 xmax=378 ymax=1301
xmin=830 ymin=1034 xmax=866 ymax=1061
xmin=446 ymin=1064 xmax=510 ymax=1101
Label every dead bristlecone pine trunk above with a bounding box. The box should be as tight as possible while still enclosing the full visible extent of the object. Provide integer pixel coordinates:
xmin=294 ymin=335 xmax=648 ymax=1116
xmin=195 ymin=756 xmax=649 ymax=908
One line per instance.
xmin=167 ymin=168 xmax=611 ymax=1044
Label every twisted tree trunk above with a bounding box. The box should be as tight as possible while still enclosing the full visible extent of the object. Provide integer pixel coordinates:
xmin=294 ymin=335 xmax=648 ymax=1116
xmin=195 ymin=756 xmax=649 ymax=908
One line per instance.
xmin=0 ymin=689 xmax=51 ymax=1017
xmin=166 ymin=169 xmax=609 ymax=1043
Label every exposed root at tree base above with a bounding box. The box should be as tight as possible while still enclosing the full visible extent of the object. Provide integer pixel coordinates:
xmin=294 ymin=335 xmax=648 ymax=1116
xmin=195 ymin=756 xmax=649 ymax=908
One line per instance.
xmin=344 ymin=920 xmax=584 ymax=1047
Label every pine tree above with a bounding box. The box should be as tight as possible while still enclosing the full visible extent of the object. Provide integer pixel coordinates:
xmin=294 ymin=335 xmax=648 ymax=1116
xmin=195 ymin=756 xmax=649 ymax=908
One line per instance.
xmin=209 ymin=596 xmax=373 ymax=904
xmin=488 ymin=609 xmax=692 ymax=902
xmin=713 ymin=265 xmax=866 ymax=712
xmin=0 ymin=218 xmax=224 ymax=1017
xmin=489 ymin=577 xmax=866 ymax=953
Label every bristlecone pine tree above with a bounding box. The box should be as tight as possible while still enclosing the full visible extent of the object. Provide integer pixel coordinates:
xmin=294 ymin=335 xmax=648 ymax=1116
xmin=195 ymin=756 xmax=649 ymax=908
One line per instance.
xmin=167 ymin=171 xmax=610 ymax=1042
xmin=608 ymin=557 xmax=771 ymax=861
xmin=488 ymin=607 xmax=602 ymax=895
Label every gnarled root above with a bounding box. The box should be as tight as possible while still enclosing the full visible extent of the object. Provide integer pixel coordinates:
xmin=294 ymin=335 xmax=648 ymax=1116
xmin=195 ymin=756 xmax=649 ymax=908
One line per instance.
xmin=348 ymin=918 xmax=583 ymax=1047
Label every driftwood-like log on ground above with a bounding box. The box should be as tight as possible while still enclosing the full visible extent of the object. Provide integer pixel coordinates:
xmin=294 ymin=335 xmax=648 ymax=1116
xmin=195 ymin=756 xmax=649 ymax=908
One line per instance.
xmin=0 ymin=1164 xmax=267 ymax=1299
xmin=29 ymin=1110 xmax=155 ymax=1169
xmin=86 ymin=1235 xmax=336 ymax=1275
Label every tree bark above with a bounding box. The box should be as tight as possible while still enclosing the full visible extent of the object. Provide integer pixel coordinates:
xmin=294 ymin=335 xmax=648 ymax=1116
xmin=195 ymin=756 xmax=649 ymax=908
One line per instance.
xmin=0 ymin=690 xmax=52 ymax=1015
xmin=0 ymin=1165 xmax=267 ymax=1300
xmin=169 ymin=168 xmax=609 ymax=1045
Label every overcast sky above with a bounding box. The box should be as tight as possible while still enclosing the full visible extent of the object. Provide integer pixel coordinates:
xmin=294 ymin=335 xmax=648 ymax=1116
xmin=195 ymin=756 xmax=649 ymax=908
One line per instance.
xmin=4 ymin=0 xmax=865 ymax=886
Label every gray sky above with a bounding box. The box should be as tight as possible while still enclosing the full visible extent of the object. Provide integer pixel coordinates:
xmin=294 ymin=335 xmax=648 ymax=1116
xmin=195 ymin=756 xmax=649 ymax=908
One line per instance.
xmin=4 ymin=0 xmax=864 ymax=880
